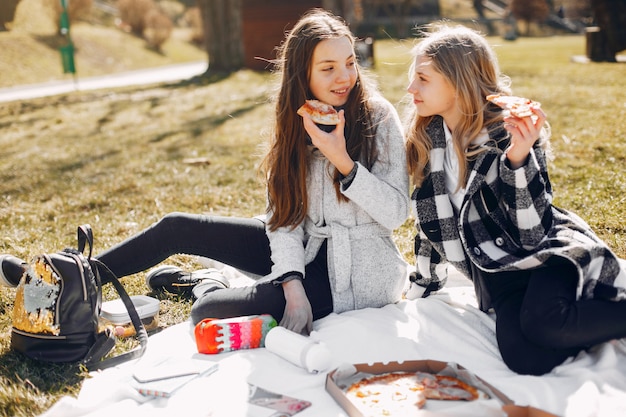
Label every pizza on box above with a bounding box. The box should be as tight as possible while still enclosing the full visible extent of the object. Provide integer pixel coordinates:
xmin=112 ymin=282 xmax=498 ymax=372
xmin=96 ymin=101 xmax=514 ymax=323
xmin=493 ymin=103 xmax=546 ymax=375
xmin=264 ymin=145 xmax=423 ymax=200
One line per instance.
xmin=297 ymin=100 xmax=340 ymax=125
xmin=486 ymin=94 xmax=540 ymax=118
xmin=345 ymin=371 xmax=486 ymax=415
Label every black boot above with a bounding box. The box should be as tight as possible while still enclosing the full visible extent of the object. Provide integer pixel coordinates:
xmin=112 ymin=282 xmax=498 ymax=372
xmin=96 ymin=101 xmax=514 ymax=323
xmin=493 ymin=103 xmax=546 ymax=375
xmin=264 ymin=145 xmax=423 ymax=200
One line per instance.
xmin=145 ymin=265 xmax=229 ymax=299
xmin=0 ymin=255 xmax=27 ymax=287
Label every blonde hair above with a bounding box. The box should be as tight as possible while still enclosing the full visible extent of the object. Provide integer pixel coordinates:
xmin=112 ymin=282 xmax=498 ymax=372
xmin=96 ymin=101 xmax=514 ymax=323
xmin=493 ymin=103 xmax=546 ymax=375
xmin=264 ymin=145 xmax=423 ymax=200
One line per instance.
xmin=405 ymin=23 xmax=512 ymax=187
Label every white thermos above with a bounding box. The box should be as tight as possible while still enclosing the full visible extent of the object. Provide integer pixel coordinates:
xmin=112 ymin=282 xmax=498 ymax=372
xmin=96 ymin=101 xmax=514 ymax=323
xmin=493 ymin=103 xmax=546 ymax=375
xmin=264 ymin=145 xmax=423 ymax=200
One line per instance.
xmin=264 ymin=326 xmax=331 ymax=374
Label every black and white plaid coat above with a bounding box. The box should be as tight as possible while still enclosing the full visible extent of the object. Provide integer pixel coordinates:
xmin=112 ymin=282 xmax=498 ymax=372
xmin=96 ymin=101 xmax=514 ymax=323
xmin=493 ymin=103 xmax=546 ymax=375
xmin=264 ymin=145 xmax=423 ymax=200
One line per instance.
xmin=411 ymin=116 xmax=626 ymax=308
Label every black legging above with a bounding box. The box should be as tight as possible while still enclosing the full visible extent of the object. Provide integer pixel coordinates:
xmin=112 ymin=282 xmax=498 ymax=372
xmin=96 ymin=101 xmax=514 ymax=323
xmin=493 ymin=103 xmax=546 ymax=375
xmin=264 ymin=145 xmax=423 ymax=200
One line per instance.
xmin=96 ymin=212 xmax=334 ymax=325
xmin=96 ymin=212 xmax=273 ymax=278
xmin=482 ymin=261 xmax=626 ymax=375
xmin=190 ymin=240 xmax=333 ymax=325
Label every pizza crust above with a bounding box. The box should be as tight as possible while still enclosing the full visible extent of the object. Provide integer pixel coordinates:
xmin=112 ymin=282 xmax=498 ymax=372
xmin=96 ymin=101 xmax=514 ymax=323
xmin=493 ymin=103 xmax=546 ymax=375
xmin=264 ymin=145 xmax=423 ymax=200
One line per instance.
xmin=297 ymin=100 xmax=340 ymax=125
xmin=486 ymin=94 xmax=540 ymax=118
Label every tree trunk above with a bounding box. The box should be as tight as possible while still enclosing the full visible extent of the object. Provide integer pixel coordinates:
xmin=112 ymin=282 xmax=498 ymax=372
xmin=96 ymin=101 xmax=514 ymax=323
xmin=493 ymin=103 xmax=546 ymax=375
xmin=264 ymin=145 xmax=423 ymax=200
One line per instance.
xmin=590 ymin=0 xmax=626 ymax=62
xmin=586 ymin=27 xmax=613 ymax=62
xmin=197 ymin=0 xmax=244 ymax=73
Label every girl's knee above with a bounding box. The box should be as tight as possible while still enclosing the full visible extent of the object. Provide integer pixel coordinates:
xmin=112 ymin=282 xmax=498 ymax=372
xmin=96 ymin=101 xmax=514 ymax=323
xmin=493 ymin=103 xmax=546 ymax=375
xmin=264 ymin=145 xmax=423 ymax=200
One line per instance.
xmin=190 ymin=293 xmax=219 ymax=325
xmin=500 ymin=351 xmax=557 ymax=376
xmin=520 ymin=300 xmax=573 ymax=348
xmin=190 ymin=307 xmax=205 ymax=326
xmin=498 ymin=334 xmax=564 ymax=375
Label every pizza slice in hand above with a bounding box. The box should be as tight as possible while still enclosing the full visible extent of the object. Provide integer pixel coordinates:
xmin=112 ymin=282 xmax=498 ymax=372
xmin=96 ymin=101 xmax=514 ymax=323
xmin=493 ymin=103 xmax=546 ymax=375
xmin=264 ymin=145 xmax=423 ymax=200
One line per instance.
xmin=297 ymin=100 xmax=340 ymax=125
xmin=486 ymin=94 xmax=540 ymax=118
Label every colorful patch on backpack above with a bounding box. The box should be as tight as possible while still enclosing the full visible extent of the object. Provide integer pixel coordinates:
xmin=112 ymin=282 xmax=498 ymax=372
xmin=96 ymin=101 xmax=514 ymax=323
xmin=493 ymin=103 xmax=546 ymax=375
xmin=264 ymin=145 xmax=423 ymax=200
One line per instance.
xmin=12 ymin=256 xmax=61 ymax=335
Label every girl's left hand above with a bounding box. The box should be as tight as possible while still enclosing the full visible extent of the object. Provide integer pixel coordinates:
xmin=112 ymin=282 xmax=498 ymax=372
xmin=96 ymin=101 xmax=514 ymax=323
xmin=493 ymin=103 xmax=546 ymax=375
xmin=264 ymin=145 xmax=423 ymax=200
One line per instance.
xmin=280 ymin=279 xmax=313 ymax=335
xmin=504 ymin=106 xmax=546 ymax=169
xmin=300 ymin=109 xmax=355 ymax=176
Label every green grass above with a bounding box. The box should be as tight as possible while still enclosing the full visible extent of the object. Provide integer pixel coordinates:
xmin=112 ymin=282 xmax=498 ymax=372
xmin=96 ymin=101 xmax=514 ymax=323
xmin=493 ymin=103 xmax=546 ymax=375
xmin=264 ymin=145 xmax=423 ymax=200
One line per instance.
xmin=0 ymin=33 xmax=625 ymax=416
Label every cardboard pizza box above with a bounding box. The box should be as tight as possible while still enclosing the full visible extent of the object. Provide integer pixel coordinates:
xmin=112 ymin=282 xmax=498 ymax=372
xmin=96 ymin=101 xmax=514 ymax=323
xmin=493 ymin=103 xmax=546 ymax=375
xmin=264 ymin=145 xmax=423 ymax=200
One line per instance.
xmin=502 ymin=405 xmax=560 ymax=417
xmin=326 ymin=359 xmax=513 ymax=416
xmin=326 ymin=360 xmax=560 ymax=416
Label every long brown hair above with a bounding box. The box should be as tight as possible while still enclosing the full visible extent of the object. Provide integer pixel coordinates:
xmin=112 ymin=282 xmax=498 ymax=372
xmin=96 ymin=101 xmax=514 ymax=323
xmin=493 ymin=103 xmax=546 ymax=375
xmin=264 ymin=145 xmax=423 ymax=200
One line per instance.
xmin=405 ymin=23 xmax=510 ymax=188
xmin=261 ymin=9 xmax=378 ymax=231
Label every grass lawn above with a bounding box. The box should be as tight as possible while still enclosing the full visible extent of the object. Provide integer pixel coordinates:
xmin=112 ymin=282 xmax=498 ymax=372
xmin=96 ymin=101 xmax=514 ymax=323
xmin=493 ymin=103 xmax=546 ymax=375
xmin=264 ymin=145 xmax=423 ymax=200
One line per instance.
xmin=0 ymin=33 xmax=624 ymax=416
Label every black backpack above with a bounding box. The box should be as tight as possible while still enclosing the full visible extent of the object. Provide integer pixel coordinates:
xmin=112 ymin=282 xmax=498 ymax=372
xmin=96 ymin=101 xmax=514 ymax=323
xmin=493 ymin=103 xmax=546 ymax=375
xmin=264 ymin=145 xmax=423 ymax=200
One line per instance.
xmin=11 ymin=225 xmax=147 ymax=370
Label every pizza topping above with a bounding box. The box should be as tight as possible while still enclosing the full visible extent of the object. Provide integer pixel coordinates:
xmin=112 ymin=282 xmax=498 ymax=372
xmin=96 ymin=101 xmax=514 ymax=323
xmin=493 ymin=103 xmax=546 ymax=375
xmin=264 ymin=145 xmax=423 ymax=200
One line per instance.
xmin=415 ymin=372 xmax=480 ymax=401
xmin=297 ymin=99 xmax=340 ymax=125
xmin=486 ymin=94 xmax=540 ymax=118
xmin=343 ymin=370 xmax=486 ymax=413
xmin=346 ymin=372 xmax=427 ymax=414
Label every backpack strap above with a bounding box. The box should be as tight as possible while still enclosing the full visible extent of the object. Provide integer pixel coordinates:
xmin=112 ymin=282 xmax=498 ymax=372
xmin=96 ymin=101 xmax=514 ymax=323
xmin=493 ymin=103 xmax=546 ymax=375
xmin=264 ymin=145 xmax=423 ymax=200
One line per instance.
xmin=84 ymin=259 xmax=149 ymax=371
xmin=82 ymin=328 xmax=117 ymax=368
xmin=77 ymin=224 xmax=94 ymax=259
xmin=74 ymin=225 xmax=148 ymax=371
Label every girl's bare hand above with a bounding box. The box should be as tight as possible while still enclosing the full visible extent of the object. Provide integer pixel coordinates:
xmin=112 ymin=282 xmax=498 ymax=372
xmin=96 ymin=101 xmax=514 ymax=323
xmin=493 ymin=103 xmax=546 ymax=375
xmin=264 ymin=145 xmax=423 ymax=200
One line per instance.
xmin=280 ymin=279 xmax=313 ymax=335
xmin=504 ymin=106 xmax=546 ymax=169
xmin=301 ymin=110 xmax=355 ymax=175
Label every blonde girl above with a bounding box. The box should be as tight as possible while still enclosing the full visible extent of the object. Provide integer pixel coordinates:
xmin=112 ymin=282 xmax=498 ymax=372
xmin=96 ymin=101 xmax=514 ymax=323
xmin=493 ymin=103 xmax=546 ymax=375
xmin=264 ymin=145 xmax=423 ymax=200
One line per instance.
xmin=406 ymin=23 xmax=626 ymax=375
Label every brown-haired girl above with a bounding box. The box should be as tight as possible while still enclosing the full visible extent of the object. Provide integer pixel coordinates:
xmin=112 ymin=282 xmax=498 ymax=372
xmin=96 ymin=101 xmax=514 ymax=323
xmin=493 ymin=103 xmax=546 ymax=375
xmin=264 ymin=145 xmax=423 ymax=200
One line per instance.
xmin=1 ymin=9 xmax=411 ymax=336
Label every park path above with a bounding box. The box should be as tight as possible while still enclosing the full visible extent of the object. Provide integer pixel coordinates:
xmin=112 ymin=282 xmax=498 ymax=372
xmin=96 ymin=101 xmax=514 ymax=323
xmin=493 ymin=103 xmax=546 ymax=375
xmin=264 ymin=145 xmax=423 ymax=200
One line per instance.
xmin=0 ymin=60 xmax=207 ymax=103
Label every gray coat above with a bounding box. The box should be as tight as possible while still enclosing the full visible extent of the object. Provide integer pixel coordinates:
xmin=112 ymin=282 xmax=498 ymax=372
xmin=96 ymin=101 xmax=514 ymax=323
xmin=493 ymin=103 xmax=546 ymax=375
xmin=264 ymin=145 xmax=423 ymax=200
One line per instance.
xmin=264 ymin=95 xmax=410 ymax=314
xmin=411 ymin=116 xmax=626 ymax=309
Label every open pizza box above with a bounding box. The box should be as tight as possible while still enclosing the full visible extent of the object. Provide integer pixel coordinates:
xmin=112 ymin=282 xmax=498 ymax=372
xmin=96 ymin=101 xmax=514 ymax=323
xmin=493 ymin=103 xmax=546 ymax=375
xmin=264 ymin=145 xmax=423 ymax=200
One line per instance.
xmin=325 ymin=359 xmax=559 ymax=417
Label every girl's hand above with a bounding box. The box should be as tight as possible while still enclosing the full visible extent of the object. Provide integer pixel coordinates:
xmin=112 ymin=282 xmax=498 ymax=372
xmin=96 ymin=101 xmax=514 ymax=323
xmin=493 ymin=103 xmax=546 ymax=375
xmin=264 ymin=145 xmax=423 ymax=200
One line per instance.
xmin=504 ymin=106 xmax=546 ymax=169
xmin=280 ymin=279 xmax=313 ymax=335
xmin=300 ymin=109 xmax=355 ymax=176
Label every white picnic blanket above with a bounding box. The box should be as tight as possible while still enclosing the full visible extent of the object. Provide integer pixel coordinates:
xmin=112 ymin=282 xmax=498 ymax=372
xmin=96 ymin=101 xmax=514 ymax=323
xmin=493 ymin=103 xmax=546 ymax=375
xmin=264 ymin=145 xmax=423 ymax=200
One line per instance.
xmin=40 ymin=268 xmax=626 ymax=417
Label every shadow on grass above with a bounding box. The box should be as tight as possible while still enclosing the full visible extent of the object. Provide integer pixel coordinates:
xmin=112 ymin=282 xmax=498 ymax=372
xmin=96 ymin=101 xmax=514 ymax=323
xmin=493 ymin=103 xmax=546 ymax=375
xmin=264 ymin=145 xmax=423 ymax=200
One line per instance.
xmin=32 ymin=33 xmax=67 ymax=51
xmin=149 ymin=101 xmax=264 ymax=143
xmin=0 ymin=349 xmax=84 ymax=391
xmin=53 ymin=149 xmax=122 ymax=174
xmin=170 ymin=70 xmax=232 ymax=88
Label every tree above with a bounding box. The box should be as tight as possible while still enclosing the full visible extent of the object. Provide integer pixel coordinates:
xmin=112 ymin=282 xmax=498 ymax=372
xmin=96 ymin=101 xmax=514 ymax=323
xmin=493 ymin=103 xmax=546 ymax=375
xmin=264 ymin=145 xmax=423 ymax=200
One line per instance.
xmin=589 ymin=0 xmax=626 ymax=62
xmin=196 ymin=0 xmax=244 ymax=73
xmin=510 ymin=0 xmax=550 ymax=36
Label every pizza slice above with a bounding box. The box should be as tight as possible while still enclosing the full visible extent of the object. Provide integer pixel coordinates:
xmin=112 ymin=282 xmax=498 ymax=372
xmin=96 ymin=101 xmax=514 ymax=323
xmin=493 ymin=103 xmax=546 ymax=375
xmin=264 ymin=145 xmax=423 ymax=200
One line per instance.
xmin=297 ymin=99 xmax=340 ymax=125
xmin=414 ymin=371 xmax=483 ymax=401
xmin=486 ymin=94 xmax=540 ymax=118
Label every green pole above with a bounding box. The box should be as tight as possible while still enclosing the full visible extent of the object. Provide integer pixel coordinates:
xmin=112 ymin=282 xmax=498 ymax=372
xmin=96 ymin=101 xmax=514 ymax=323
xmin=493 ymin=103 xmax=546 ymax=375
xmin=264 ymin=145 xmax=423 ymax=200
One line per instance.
xmin=60 ymin=10 xmax=70 ymax=35
xmin=59 ymin=0 xmax=76 ymax=75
